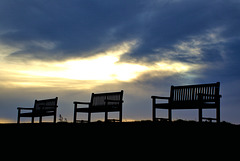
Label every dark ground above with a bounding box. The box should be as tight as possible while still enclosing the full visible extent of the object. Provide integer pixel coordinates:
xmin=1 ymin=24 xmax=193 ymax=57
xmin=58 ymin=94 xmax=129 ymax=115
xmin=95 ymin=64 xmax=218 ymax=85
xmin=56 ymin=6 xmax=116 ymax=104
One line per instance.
xmin=1 ymin=120 xmax=239 ymax=157
xmin=1 ymin=120 xmax=239 ymax=136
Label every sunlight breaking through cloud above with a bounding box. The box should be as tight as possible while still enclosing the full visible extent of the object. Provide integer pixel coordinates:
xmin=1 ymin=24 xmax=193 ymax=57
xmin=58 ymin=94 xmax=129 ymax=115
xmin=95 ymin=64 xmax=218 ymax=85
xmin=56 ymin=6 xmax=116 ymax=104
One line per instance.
xmin=0 ymin=40 xmax=203 ymax=89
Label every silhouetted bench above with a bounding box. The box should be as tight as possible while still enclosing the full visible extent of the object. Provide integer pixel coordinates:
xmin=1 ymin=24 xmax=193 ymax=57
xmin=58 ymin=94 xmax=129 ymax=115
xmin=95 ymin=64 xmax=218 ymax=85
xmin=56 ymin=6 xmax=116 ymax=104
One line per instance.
xmin=73 ymin=90 xmax=124 ymax=123
xmin=151 ymin=82 xmax=221 ymax=123
xmin=17 ymin=97 xmax=58 ymax=123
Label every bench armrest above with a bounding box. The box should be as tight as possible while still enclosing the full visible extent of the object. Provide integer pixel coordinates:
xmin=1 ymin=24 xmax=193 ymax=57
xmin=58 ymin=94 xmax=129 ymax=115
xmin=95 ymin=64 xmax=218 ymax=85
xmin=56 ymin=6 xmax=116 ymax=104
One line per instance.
xmin=17 ymin=107 xmax=34 ymax=114
xmin=74 ymin=101 xmax=90 ymax=109
xmin=73 ymin=101 xmax=90 ymax=105
xmin=151 ymin=96 xmax=170 ymax=104
xmin=17 ymin=107 xmax=34 ymax=110
xmin=151 ymin=96 xmax=170 ymax=99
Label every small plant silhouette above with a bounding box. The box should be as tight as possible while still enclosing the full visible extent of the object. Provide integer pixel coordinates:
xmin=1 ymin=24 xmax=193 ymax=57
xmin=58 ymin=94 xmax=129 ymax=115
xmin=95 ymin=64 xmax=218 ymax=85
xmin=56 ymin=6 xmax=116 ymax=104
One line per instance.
xmin=59 ymin=114 xmax=67 ymax=123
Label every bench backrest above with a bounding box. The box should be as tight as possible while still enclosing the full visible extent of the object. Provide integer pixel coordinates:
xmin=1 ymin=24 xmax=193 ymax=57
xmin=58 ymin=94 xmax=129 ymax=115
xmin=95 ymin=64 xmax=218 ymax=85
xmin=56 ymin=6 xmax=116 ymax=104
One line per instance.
xmin=90 ymin=90 xmax=123 ymax=108
xmin=170 ymin=82 xmax=220 ymax=103
xmin=34 ymin=97 xmax=58 ymax=112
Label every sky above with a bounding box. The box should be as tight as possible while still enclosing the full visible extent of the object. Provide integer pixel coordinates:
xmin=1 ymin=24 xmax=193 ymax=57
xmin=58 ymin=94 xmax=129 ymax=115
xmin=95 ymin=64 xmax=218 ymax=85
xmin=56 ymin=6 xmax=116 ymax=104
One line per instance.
xmin=0 ymin=0 xmax=240 ymax=124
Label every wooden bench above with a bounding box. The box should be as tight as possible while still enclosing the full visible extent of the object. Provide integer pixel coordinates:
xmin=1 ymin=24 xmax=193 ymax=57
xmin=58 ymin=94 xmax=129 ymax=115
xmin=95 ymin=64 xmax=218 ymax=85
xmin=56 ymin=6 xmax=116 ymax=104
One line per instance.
xmin=73 ymin=90 xmax=124 ymax=123
xmin=17 ymin=97 xmax=58 ymax=123
xmin=151 ymin=82 xmax=221 ymax=123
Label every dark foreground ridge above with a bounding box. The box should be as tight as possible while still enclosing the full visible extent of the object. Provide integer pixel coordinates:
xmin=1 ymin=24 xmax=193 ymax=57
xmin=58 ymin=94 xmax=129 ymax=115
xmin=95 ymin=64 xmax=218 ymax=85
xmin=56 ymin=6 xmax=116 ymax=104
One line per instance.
xmin=1 ymin=120 xmax=240 ymax=148
xmin=1 ymin=120 xmax=239 ymax=134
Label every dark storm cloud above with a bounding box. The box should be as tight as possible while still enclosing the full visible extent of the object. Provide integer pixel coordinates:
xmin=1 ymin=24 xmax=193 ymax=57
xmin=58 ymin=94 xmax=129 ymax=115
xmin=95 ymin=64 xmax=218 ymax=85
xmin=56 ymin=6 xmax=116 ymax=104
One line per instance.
xmin=130 ymin=0 xmax=240 ymax=62
xmin=0 ymin=0 xmax=240 ymax=64
xmin=0 ymin=0 xmax=147 ymax=60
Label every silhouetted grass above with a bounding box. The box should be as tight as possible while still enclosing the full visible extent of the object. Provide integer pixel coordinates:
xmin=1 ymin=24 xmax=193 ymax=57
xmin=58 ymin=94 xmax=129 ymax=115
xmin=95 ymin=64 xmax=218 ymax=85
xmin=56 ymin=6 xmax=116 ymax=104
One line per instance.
xmin=1 ymin=120 xmax=239 ymax=148
xmin=0 ymin=119 xmax=238 ymax=134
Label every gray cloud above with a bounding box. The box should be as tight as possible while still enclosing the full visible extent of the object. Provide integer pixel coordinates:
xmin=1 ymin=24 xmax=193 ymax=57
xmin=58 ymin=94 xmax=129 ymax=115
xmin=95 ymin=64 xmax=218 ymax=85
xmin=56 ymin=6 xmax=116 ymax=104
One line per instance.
xmin=0 ymin=0 xmax=239 ymax=64
xmin=0 ymin=0 xmax=147 ymax=60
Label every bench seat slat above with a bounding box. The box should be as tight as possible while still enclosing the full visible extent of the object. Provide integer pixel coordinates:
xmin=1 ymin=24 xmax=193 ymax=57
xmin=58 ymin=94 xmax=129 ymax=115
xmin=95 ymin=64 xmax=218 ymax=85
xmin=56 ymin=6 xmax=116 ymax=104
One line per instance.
xmin=76 ymin=107 xmax=121 ymax=113
xmin=153 ymin=102 xmax=217 ymax=109
xmin=19 ymin=111 xmax=56 ymax=117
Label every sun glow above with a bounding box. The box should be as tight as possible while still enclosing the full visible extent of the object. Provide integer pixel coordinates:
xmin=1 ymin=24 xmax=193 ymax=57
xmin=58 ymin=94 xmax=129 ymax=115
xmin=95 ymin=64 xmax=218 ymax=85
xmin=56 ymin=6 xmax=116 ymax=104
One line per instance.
xmin=17 ymin=40 xmax=148 ymax=82
xmin=48 ymin=55 xmax=148 ymax=81
xmin=0 ymin=40 xmax=202 ymax=89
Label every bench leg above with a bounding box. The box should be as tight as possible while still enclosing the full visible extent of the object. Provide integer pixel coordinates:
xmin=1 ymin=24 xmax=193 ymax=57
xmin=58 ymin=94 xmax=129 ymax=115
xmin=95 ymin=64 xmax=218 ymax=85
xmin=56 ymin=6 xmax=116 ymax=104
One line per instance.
xmin=168 ymin=109 xmax=172 ymax=122
xmin=119 ymin=110 xmax=122 ymax=122
xmin=105 ymin=112 xmax=108 ymax=122
xmin=216 ymin=107 xmax=220 ymax=123
xmin=88 ymin=112 xmax=91 ymax=123
xmin=31 ymin=117 xmax=34 ymax=123
xmin=54 ymin=112 xmax=57 ymax=123
xmin=199 ymin=108 xmax=202 ymax=123
xmin=17 ymin=116 xmax=20 ymax=124
xmin=73 ymin=104 xmax=77 ymax=123
xmin=152 ymin=107 xmax=156 ymax=121
xmin=39 ymin=116 xmax=42 ymax=123
xmin=17 ymin=109 xmax=21 ymax=124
